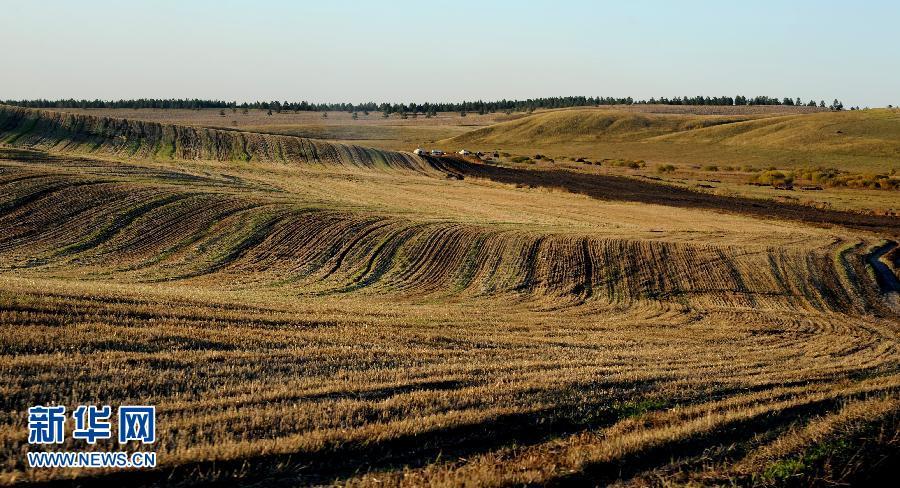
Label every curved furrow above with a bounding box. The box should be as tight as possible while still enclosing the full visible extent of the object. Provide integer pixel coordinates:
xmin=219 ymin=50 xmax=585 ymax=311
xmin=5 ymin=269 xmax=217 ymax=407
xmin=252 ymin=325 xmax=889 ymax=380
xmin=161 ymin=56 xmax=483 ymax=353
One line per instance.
xmin=382 ymin=223 xmax=466 ymax=291
xmin=99 ymin=197 xmax=264 ymax=272
xmin=0 ymin=182 xmax=139 ymax=255
xmin=0 ymin=105 xmax=450 ymax=176
xmin=0 ymin=174 xmax=893 ymax=313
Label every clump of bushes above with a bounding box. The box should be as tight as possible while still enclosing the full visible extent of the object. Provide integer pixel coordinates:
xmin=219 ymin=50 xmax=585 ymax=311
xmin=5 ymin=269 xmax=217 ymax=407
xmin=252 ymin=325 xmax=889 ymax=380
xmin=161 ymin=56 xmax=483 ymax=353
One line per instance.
xmin=832 ymin=173 xmax=899 ymax=189
xmin=703 ymin=165 xmax=719 ymax=171
xmin=793 ymin=167 xmax=841 ymax=185
xmin=510 ymin=156 xmax=533 ymax=164
xmin=657 ymin=164 xmax=676 ymax=173
xmin=603 ymin=158 xmax=646 ymax=169
xmin=792 ymin=166 xmax=900 ymax=190
xmin=750 ymin=170 xmax=794 ymax=186
xmin=747 ymin=166 xmax=900 ymax=190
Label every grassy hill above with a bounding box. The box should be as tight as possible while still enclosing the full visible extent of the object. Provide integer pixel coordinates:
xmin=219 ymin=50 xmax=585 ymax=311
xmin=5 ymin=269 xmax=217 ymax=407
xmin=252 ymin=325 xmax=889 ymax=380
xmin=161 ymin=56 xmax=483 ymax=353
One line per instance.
xmin=446 ymin=108 xmax=900 ymax=172
xmin=653 ymin=108 xmax=900 ymax=157
xmin=450 ymin=109 xmax=761 ymax=144
xmin=0 ymin=105 xmax=438 ymax=173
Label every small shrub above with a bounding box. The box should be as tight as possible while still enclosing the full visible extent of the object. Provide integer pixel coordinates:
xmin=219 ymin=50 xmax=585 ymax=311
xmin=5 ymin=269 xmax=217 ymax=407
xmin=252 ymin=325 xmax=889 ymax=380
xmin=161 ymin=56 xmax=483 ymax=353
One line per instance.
xmin=657 ymin=164 xmax=676 ymax=173
xmin=750 ymin=170 xmax=794 ymax=186
xmin=788 ymin=166 xmax=900 ymax=190
xmin=603 ymin=159 xmax=645 ymax=169
xmin=703 ymin=165 xmax=719 ymax=171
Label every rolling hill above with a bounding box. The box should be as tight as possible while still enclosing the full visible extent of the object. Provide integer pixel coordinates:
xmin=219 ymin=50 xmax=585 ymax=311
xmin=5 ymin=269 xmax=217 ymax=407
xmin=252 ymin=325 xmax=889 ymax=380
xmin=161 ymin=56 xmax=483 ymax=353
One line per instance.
xmin=446 ymin=107 xmax=900 ymax=171
xmin=0 ymin=105 xmax=439 ymax=174
xmin=449 ymin=109 xmax=761 ymax=144
xmin=654 ymin=108 xmax=900 ymax=157
xmin=1 ymin=107 xmax=898 ymax=486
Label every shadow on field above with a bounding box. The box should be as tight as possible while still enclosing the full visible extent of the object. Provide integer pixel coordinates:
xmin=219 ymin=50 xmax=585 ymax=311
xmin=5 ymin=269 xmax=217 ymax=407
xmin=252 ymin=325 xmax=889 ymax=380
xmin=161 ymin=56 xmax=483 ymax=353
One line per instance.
xmin=33 ymin=404 xmax=631 ymax=487
xmin=433 ymin=157 xmax=900 ymax=235
xmin=546 ymin=396 xmax=839 ymax=486
xmin=28 ymin=373 xmax=894 ymax=487
xmin=867 ymin=241 xmax=900 ymax=293
xmin=545 ymin=395 xmax=900 ymax=487
xmin=29 ymin=375 xmax=668 ymax=487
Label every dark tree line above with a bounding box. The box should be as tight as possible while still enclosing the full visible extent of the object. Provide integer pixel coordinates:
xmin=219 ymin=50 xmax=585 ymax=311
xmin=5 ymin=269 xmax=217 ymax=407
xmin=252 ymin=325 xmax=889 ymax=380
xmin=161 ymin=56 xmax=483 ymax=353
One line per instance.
xmin=2 ymin=95 xmax=844 ymax=113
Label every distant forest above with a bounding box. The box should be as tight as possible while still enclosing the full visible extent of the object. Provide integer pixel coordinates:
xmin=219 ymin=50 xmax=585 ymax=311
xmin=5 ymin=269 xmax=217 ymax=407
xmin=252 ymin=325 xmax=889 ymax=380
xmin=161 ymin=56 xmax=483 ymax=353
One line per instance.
xmin=2 ymin=95 xmax=846 ymax=113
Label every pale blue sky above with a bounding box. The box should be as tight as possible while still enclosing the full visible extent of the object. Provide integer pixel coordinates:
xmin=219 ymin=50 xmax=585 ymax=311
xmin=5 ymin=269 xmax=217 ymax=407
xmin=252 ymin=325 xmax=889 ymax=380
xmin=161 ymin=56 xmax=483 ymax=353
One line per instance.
xmin=2 ymin=0 xmax=897 ymax=106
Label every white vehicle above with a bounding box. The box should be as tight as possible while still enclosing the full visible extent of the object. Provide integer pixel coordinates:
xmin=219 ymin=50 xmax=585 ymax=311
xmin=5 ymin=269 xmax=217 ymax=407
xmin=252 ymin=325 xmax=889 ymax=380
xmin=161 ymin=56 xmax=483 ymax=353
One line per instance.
xmin=413 ymin=148 xmax=425 ymax=155
xmin=430 ymin=149 xmax=444 ymax=156
xmin=458 ymin=149 xmax=471 ymax=156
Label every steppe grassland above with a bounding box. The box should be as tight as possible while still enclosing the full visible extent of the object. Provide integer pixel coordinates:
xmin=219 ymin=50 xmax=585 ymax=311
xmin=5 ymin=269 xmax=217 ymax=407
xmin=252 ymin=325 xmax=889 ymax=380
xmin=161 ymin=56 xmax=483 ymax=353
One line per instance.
xmin=444 ymin=107 xmax=900 ymax=214
xmin=53 ymin=107 xmax=518 ymax=152
xmin=0 ymin=106 xmax=897 ymax=485
xmin=447 ymin=107 xmax=900 ymax=173
xmin=49 ymin=104 xmax=819 ymax=154
xmin=60 ymin=105 xmax=900 ymax=214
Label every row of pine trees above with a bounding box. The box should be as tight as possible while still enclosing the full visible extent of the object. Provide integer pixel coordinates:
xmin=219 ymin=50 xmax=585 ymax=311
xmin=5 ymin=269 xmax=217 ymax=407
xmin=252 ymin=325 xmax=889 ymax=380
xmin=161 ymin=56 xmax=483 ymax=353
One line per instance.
xmin=3 ymin=95 xmax=845 ymax=113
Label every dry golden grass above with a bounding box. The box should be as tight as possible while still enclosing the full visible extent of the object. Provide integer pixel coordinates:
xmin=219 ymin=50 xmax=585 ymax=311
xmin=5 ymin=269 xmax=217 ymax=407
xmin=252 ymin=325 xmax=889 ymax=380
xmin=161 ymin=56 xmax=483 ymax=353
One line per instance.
xmin=46 ymin=107 xmax=519 ymax=152
xmin=0 ymin=108 xmax=898 ymax=486
xmin=446 ymin=107 xmax=900 ymax=172
xmin=29 ymin=104 xmax=900 ymax=213
xmin=438 ymin=108 xmax=900 ymax=214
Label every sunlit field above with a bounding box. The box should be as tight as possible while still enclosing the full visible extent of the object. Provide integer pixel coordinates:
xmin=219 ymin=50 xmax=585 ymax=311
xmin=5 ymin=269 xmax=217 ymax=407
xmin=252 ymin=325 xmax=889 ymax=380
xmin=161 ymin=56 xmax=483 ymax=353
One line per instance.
xmin=0 ymin=106 xmax=898 ymax=486
xmin=54 ymin=105 xmax=900 ymax=215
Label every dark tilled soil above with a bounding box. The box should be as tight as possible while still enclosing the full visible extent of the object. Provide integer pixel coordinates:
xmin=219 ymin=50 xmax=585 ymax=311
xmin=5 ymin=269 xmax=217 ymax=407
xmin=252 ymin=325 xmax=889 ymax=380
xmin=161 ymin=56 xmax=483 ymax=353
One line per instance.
xmin=435 ymin=157 xmax=900 ymax=235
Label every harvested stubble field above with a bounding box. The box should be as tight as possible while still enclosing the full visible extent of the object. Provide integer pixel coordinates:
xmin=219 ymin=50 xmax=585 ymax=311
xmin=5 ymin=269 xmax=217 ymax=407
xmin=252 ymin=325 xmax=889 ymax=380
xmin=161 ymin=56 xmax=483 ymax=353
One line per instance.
xmin=61 ymin=104 xmax=900 ymax=214
xmin=50 ymin=107 xmax=521 ymax=153
xmin=0 ymin=105 xmax=899 ymax=486
xmin=43 ymin=104 xmax=822 ymax=154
